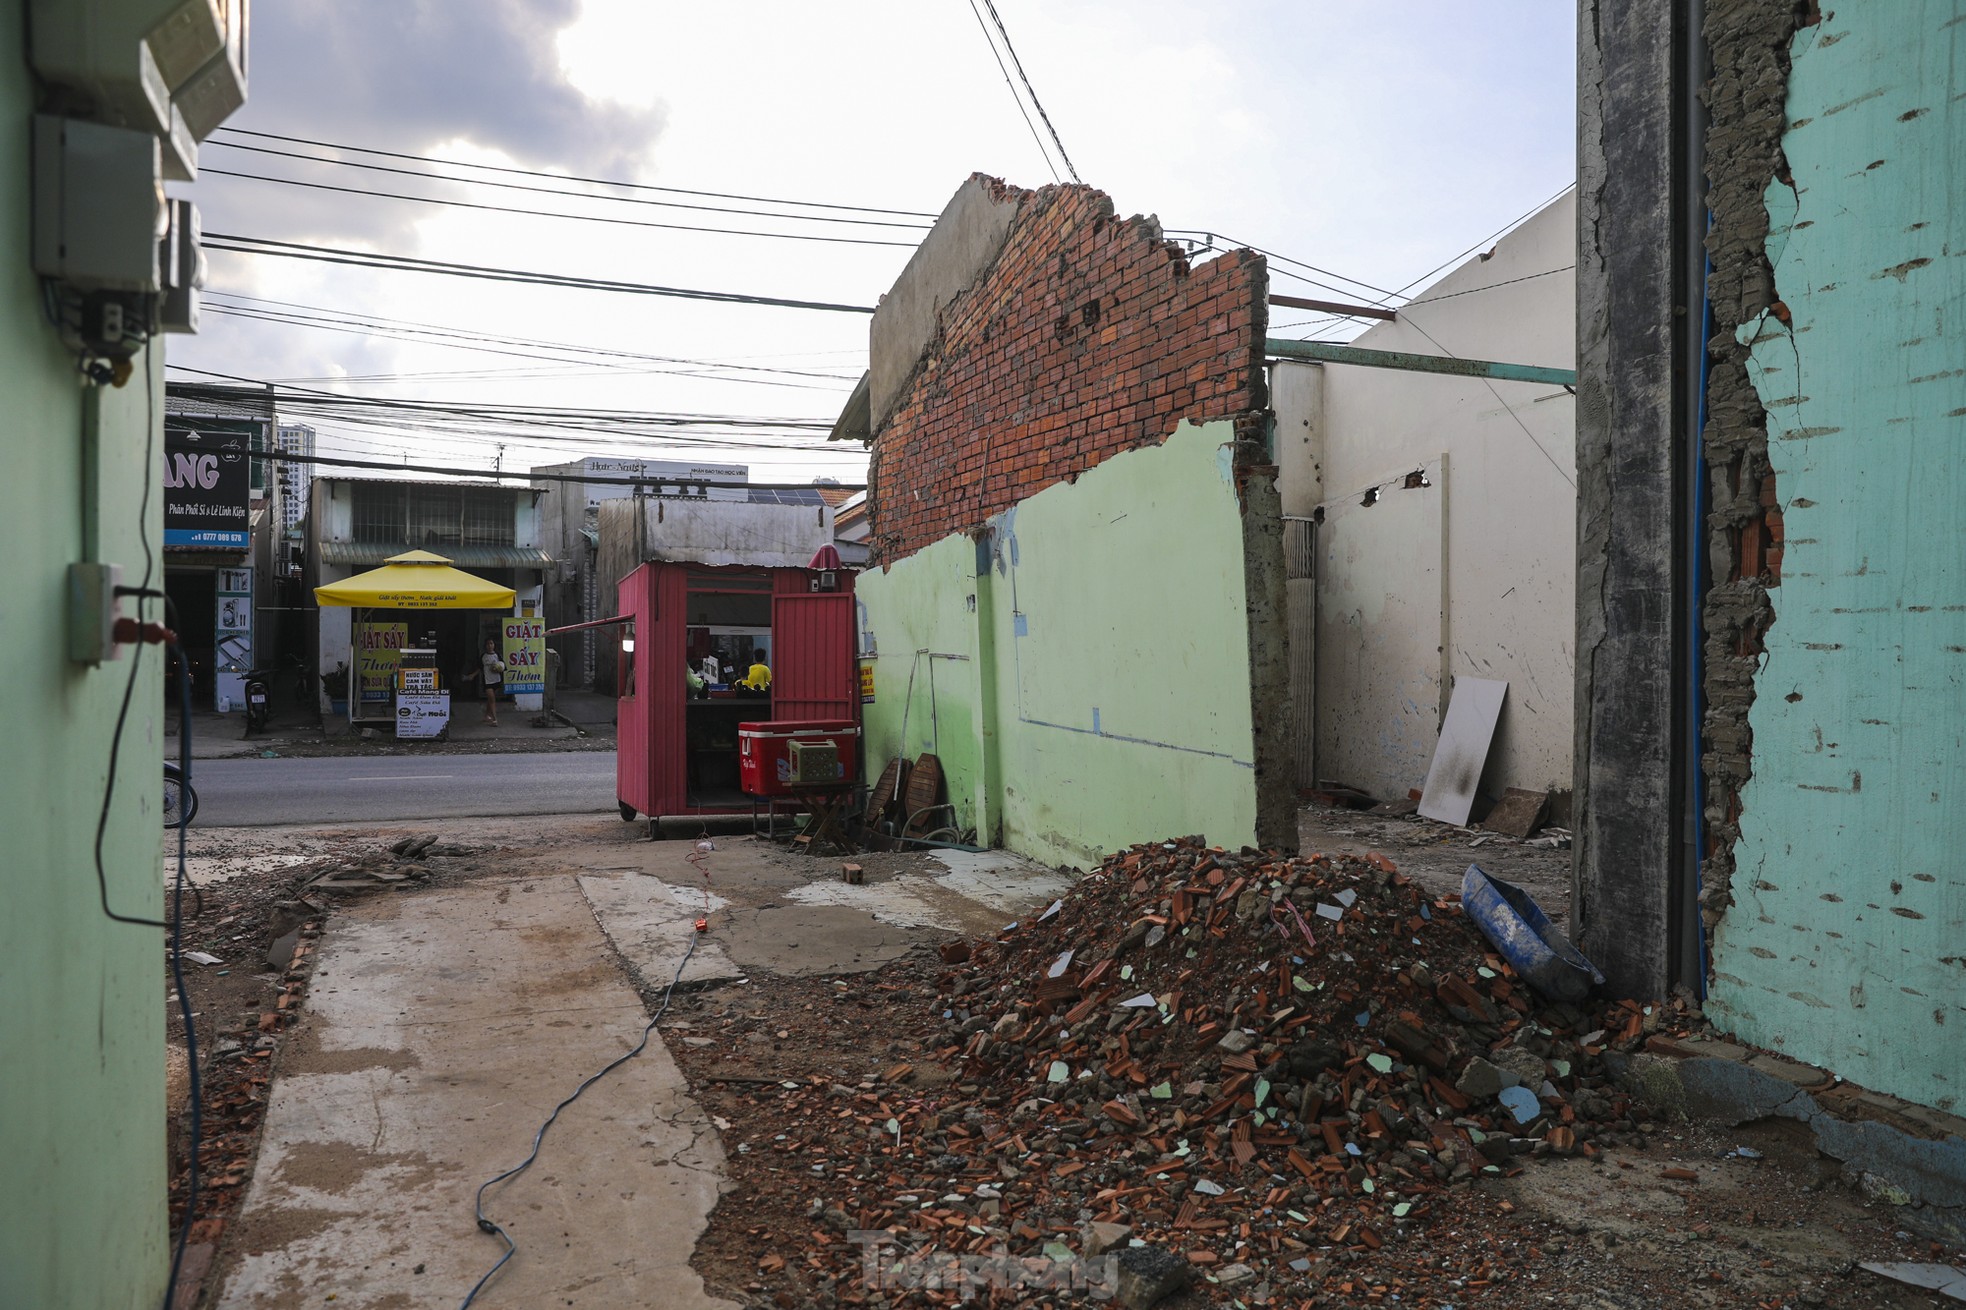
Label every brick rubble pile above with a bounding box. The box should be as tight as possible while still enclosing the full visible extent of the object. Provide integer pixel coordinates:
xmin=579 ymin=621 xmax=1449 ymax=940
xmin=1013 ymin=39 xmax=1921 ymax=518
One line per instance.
xmin=745 ymin=838 xmax=1682 ymax=1306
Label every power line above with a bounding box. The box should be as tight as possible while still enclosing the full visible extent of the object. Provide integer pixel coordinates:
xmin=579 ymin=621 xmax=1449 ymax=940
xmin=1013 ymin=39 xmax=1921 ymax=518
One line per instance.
xmin=199 ymin=168 xmax=924 ymax=248
xmin=203 ymin=292 xmax=861 ymax=381
xmin=204 ymin=139 xmax=933 ymax=230
xmin=164 ymin=439 xmax=865 ymax=492
xmin=977 ymin=0 xmax=1081 ymax=184
xmin=963 ymin=0 xmax=1057 ymax=183
xmin=1395 ymin=264 xmax=1575 ymax=308
xmin=200 ymin=233 xmax=879 ymax=313
xmin=211 ymin=126 xmax=939 ymax=219
xmin=169 ymin=370 xmax=833 ymax=428
xmin=1390 ymin=182 xmax=1577 ymax=296
xmin=1169 ymin=229 xmax=1406 ymax=305
xmin=1395 ymin=316 xmax=1574 ymax=490
xmin=199 ymin=304 xmax=856 ymax=393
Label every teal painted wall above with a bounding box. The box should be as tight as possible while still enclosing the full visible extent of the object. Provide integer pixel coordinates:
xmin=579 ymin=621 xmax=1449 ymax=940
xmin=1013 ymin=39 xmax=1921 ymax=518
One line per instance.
xmin=0 ymin=11 xmax=171 ymax=1303
xmin=1706 ymin=5 xmax=1966 ymax=1113
xmin=861 ymin=420 xmax=1260 ymax=868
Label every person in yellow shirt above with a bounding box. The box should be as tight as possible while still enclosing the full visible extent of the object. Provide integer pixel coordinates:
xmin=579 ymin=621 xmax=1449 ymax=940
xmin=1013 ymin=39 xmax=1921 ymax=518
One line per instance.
xmin=738 ymin=651 xmax=772 ymax=692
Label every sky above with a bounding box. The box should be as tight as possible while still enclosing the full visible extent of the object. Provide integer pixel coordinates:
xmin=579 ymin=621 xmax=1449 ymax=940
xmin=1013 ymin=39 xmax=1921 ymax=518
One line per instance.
xmin=168 ymin=0 xmax=1577 ymax=487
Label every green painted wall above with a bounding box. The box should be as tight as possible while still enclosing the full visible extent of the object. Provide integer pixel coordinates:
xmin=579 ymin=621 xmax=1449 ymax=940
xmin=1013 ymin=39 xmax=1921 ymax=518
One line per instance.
xmin=0 ymin=11 xmax=171 ymax=1304
xmin=1706 ymin=5 xmax=1966 ymax=1113
xmin=861 ymin=420 xmax=1260 ymax=868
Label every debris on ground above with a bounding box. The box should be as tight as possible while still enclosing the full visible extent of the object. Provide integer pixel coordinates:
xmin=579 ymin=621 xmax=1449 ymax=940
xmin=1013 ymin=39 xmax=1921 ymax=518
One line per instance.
xmin=669 ymin=836 xmax=1739 ymax=1307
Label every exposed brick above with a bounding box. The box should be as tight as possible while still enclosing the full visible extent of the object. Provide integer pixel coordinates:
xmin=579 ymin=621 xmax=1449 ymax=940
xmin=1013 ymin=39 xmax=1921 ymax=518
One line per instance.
xmin=869 ymin=180 xmax=1267 ymax=563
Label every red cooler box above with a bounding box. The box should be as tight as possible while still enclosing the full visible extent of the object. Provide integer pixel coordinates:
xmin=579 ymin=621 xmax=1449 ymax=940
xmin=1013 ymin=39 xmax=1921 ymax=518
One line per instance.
xmin=738 ymin=720 xmax=859 ymax=797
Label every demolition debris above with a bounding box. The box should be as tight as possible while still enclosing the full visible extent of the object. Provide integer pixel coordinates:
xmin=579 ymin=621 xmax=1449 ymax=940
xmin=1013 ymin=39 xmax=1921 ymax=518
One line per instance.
xmin=675 ymin=836 xmax=1703 ymax=1307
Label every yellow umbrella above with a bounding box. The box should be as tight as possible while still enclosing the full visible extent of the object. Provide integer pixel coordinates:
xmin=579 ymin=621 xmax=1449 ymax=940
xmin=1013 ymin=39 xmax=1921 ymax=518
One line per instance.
xmin=313 ymin=549 xmax=517 ymax=609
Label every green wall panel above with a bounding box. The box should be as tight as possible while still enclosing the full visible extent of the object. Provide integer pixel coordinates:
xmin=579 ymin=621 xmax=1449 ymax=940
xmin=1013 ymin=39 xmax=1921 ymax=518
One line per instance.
xmin=0 ymin=6 xmax=171 ymax=1301
xmin=1706 ymin=4 xmax=1966 ymax=1113
xmin=861 ymin=420 xmax=1259 ymax=869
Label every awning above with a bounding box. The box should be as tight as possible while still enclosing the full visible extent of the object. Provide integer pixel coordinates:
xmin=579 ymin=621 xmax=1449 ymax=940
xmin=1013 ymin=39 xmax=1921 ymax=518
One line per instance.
xmin=313 ymin=549 xmax=517 ymax=609
xmin=315 ymin=542 xmax=554 ymax=568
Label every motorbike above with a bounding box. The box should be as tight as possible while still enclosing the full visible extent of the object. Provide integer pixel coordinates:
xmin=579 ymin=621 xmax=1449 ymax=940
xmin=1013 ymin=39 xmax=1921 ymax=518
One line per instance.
xmin=163 ymin=761 xmax=197 ymax=828
xmin=242 ymin=666 xmax=273 ymax=732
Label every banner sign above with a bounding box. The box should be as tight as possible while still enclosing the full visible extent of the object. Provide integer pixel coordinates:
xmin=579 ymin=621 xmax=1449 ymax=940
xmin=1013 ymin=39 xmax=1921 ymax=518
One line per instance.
xmin=860 ymin=662 xmax=875 ymax=704
xmin=501 ymin=619 xmax=545 ymax=696
xmin=396 ymin=692 xmax=450 ymax=739
xmin=216 ymin=567 xmax=253 ymax=676
xmin=356 ymin=622 xmax=406 ymax=703
xmin=164 ymin=417 xmax=257 ymax=549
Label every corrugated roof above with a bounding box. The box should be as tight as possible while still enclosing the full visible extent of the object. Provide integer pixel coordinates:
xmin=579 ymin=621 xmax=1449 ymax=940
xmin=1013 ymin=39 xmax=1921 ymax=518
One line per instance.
xmin=318 ymin=542 xmax=554 ymax=568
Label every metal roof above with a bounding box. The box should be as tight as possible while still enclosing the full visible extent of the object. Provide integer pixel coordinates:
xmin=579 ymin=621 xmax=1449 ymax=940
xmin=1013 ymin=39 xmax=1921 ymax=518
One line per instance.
xmin=317 ymin=542 xmax=554 ymax=568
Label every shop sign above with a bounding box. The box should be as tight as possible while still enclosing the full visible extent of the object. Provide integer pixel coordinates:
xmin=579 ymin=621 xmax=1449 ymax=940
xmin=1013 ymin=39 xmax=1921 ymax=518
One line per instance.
xmin=216 ymin=567 xmax=253 ymax=675
xmin=356 ymin=622 xmax=406 ymax=702
xmin=399 ymin=667 xmax=438 ymax=694
xmin=396 ymin=692 xmax=450 ymax=739
xmin=860 ymin=663 xmax=875 ymax=704
xmin=164 ymin=417 xmax=256 ymax=549
xmin=502 ymin=619 xmax=545 ymax=695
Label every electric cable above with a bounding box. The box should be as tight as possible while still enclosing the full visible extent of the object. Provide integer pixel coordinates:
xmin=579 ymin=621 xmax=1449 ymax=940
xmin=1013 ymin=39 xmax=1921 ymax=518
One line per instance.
xmin=196 ymin=296 xmax=861 ymax=387
xmin=162 ymin=626 xmax=202 ymax=1310
xmin=977 ymin=0 xmax=1081 ymax=183
xmin=95 ymin=349 xmax=171 ymax=929
xmin=199 ymin=168 xmax=923 ymax=247
xmin=206 ymin=290 xmax=865 ymax=376
xmin=1394 ymin=264 xmax=1576 ymax=308
xmin=1395 ymin=314 xmax=1575 ymax=490
xmin=168 ymin=371 xmax=836 ymax=427
xmin=1387 ymin=182 xmax=1577 ymax=296
xmin=160 ymin=440 xmax=867 ymax=492
xmin=202 ymin=140 xmax=933 ymax=230
xmin=199 ymin=233 xmax=879 ymax=314
xmin=963 ymin=0 xmax=1058 ymax=182
xmin=211 ymin=126 xmax=940 ymax=219
xmin=458 ymin=904 xmax=704 ymax=1307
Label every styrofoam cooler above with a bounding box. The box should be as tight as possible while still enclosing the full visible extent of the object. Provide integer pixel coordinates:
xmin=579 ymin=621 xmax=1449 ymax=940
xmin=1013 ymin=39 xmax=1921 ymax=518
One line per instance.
xmin=738 ymin=719 xmax=859 ymax=796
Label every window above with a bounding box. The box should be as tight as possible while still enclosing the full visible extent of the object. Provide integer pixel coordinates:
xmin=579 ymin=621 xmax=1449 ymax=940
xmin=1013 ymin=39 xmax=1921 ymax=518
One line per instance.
xmin=347 ymin=483 xmax=516 ymax=547
xmin=407 ymin=485 xmax=457 ymax=545
xmin=350 ymin=484 xmax=404 ymax=544
xmin=461 ymin=489 xmax=514 ymax=546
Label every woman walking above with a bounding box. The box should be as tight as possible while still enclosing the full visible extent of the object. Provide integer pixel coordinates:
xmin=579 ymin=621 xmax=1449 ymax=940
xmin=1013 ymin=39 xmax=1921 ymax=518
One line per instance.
xmin=480 ymin=637 xmax=505 ymax=724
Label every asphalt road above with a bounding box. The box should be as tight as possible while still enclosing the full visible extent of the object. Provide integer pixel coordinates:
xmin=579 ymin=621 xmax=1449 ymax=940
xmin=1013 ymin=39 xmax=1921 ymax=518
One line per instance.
xmin=187 ymin=751 xmax=621 ymax=827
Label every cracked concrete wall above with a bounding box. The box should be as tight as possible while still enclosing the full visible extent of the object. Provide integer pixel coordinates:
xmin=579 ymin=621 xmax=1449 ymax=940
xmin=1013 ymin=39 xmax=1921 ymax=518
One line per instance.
xmin=1573 ymin=0 xmax=1683 ymax=996
xmin=1702 ymin=1 xmax=1966 ymax=1115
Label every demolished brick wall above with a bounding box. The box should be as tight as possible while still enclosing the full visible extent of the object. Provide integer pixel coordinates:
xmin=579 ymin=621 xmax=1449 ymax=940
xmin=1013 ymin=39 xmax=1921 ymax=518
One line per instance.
xmin=868 ymin=178 xmax=1268 ymax=564
xmin=1697 ymin=0 xmax=1807 ymax=930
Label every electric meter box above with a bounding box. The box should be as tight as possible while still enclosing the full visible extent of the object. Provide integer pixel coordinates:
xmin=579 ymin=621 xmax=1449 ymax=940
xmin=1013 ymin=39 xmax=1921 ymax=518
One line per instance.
xmin=32 ymin=115 xmax=163 ymax=292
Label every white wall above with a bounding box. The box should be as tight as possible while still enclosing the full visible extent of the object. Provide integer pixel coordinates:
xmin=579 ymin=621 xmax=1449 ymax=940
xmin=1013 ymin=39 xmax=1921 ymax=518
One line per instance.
xmin=625 ymin=497 xmax=835 ymax=569
xmin=1279 ymin=191 xmax=1577 ymax=804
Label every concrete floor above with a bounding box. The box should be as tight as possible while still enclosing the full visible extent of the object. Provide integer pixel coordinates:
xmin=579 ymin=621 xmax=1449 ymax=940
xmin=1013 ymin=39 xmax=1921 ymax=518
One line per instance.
xmin=207 ymin=818 xmax=1075 ymax=1309
xmin=213 ymin=876 xmax=735 ymax=1310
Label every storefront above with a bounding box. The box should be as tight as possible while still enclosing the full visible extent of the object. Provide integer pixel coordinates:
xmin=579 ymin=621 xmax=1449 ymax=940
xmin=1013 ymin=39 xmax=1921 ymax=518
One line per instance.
xmin=162 ymin=413 xmax=261 ymax=709
xmin=315 ymin=551 xmax=529 ymax=738
xmin=613 ymin=559 xmax=858 ymax=821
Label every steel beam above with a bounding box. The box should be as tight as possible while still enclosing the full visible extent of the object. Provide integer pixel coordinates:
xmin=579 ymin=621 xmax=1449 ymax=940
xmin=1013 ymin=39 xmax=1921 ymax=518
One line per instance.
xmin=1263 ymin=338 xmax=1576 ymax=387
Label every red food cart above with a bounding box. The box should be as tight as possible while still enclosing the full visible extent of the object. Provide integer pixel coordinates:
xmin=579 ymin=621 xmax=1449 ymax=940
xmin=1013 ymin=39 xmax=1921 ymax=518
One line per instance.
xmin=612 ymin=557 xmax=859 ymax=828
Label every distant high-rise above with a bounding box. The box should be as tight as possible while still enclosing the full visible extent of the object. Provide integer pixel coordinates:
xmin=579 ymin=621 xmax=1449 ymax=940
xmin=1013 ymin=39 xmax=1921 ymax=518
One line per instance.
xmin=275 ymin=423 xmax=316 ymax=531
